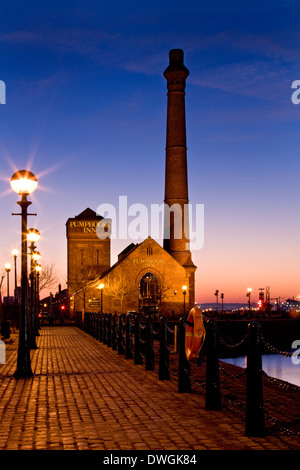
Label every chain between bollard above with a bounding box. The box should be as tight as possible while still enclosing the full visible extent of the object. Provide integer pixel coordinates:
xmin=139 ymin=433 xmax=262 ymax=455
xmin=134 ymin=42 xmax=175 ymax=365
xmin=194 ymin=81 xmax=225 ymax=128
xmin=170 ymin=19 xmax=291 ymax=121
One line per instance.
xmin=81 ymin=312 xmax=298 ymax=440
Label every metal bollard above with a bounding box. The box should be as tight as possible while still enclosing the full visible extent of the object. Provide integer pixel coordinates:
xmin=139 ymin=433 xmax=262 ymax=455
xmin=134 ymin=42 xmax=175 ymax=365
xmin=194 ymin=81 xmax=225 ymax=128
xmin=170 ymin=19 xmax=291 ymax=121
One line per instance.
xmin=245 ymin=322 xmax=265 ymax=436
xmin=99 ymin=314 xmax=104 ymax=342
xmin=134 ymin=314 xmax=143 ymax=364
xmin=92 ymin=313 xmax=95 ymax=336
xmin=145 ymin=315 xmax=154 ymax=371
xmin=118 ymin=314 xmax=125 ymax=355
xmin=125 ymin=314 xmax=133 ymax=359
xmin=107 ymin=313 xmax=112 ymax=347
xmin=96 ymin=313 xmax=100 ymax=340
xmin=159 ymin=317 xmax=170 ymax=380
xmin=103 ymin=314 xmax=108 ymax=344
xmin=205 ymin=319 xmax=222 ymax=410
xmin=178 ymin=318 xmax=191 ymax=393
xmin=111 ymin=313 xmax=117 ymax=350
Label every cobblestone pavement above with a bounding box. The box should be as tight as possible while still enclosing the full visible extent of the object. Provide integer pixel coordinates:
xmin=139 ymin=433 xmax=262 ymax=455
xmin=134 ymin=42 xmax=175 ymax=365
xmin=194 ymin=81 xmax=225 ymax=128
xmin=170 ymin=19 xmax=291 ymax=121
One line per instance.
xmin=0 ymin=326 xmax=299 ymax=451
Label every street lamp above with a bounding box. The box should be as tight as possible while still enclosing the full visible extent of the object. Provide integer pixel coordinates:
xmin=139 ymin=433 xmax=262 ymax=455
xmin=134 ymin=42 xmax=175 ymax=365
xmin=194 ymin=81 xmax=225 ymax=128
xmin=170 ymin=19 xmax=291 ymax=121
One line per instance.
xmin=247 ymin=288 xmax=252 ymax=318
xmin=5 ymin=263 xmax=11 ymax=305
xmin=27 ymin=229 xmax=40 ymax=349
xmin=12 ymin=249 xmax=19 ymax=303
xmin=10 ymin=169 xmax=37 ymax=378
xmin=97 ymin=283 xmax=104 ymax=313
xmin=182 ymin=285 xmax=187 ymax=317
xmin=35 ymin=264 xmax=42 ymax=329
xmin=32 ymin=254 xmax=41 ymax=334
xmin=214 ymin=289 xmax=219 ymax=313
xmin=221 ymin=293 xmax=224 ymax=315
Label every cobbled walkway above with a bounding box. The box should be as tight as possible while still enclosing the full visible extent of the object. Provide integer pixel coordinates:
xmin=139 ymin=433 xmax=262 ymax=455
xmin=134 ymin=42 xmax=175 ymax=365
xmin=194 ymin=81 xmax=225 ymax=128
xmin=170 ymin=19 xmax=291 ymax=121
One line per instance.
xmin=0 ymin=326 xmax=299 ymax=451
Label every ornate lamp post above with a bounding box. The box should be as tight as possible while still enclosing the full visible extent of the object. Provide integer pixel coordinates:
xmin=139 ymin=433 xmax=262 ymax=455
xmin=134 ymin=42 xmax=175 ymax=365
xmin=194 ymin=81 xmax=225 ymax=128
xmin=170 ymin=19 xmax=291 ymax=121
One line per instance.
xmin=5 ymin=263 xmax=11 ymax=305
xmin=10 ymin=169 xmax=37 ymax=378
xmin=12 ymin=249 xmax=19 ymax=303
xmin=214 ymin=289 xmax=219 ymax=313
xmin=247 ymin=288 xmax=252 ymax=319
xmin=27 ymin=229 xmax=40 ymax=349
xmin=35 ymin=264 xmax=42 ymax=330
xmin=32 ymin=249 xmax=41 ymax=336
xmin=182 ymin=285 xmax=187 ymax=317
xmin=97 ymin=283 xmax=104 ymax=313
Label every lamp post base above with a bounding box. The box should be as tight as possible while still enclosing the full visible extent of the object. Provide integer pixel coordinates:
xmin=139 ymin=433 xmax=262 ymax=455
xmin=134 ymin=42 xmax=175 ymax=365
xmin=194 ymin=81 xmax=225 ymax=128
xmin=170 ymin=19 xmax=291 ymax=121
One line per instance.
xmin=13 ymin=365 xmax=33 ymax=379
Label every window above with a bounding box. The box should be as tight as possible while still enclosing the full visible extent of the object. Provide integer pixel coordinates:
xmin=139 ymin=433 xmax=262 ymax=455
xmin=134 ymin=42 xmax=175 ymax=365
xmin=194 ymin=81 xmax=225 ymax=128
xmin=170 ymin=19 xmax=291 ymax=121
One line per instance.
xmin=146 ymin=246 xmax=153 ymax=256
xmin=139 ymin=272 xmax=160 ymax=316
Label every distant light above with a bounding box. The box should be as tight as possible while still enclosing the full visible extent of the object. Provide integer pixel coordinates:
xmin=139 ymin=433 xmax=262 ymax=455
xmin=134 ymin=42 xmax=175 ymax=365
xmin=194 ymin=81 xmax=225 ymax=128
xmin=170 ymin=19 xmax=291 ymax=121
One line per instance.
xmin=97 ymin=283 xmax=104 ymax=290
xmin=32 ymin=251 xmax=41 ymax=261
xmin=10 ymin=170 xmax=37 ymax=195
xmin=182 ymin=285 xmax=187 ymax=291
xmin=12 ymin=249 xmax=19 ymax=257
xmin=35 ymin=264 xmax=42 ymax=273
xmin=5 ymin=263 xmax=11 ymax=272
xmin=27 ymin=228 xmax=40 ymax=243
xmin=247 ymin=288 xmax=252 ymax=293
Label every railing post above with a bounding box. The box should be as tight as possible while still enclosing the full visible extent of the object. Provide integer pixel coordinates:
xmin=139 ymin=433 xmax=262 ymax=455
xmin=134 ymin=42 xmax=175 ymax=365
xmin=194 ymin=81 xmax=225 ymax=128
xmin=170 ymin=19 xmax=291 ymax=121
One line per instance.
xmin=134 ymin=314 xmax=143 ymax=364
xmin=245 ymin=322 xmax=265 ymax=436
xmin=205 ymin=319 xmax=222 ymax=410
xmin=118 ymin=314 xmax=125 ymax=355
xmin=111 ymin=313 xmax=117 ymax=350
xmin=103 ymin=313 xmax=108 ymax=344
xmin=125 ymin=314 xmax=133 ymax=359
xmin=159 ymin=316 xmax=170 ymax=380
xmin=145 ymin=315 xmax=154 ymax=371
xmin=87 ymin=312 xmax=90 ymax=333
xmin=107 ymin=313 xmax=112 ymax=347
xmin=92 ymin=312 xmax=96 ymax=337
xmin=95 ymin=313 xmax=99 ymax=339
xmin=97 ymin=313 xmax=101 ymax=340
xmin=178 ymin=318 xmax=191 ymax=393
xmin=99 ymin=313 xmax=104 ymax=342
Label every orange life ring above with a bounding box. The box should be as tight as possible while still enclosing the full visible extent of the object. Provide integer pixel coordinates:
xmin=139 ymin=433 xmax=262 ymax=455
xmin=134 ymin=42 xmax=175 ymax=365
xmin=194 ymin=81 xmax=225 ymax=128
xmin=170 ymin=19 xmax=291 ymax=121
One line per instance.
xmin=185 ymin=307 xmax=206 ymax=361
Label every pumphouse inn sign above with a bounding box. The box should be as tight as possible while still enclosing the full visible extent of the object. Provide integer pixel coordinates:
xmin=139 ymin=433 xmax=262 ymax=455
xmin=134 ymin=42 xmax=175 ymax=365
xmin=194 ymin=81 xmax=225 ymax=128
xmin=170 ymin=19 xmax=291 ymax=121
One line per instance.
xmin=68 ymin=220 xmax=109 ymax=234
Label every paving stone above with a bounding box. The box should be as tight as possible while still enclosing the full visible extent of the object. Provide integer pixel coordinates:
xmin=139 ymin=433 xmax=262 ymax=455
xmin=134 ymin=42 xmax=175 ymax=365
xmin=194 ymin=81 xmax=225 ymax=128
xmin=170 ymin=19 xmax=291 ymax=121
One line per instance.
xmin=0 ymin=326 xmax=299 ymax=450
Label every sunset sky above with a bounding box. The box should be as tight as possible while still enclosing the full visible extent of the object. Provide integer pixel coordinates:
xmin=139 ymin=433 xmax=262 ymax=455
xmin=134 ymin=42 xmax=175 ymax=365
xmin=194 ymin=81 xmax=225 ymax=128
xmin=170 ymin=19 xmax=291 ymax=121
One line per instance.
xmin=0 ymin=0 xmax=299 ymax=304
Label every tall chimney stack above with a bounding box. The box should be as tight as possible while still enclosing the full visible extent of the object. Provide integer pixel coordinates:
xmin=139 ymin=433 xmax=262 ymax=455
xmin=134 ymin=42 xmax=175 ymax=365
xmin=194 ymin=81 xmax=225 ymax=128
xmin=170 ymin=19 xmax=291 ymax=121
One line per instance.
xmin=163 ymin=49 xmax=196 ymax=308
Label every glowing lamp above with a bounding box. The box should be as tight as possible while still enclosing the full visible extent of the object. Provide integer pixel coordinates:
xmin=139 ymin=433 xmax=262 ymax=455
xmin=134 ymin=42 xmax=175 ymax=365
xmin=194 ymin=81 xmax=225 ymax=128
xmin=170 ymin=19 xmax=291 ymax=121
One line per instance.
xmin=32 ymin=251 xmax=41 ymax=261
xmin=5 ymin=263 xmax=11 ymax=272
xmin=10 ymin=170 xmax=37 ymax=195
xmin=27 ymin=228 xmax=40 ymax=243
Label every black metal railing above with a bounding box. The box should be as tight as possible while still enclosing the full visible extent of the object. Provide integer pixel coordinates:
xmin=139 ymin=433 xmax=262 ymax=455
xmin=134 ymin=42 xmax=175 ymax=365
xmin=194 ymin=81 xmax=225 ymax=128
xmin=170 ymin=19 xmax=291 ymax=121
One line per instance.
xmin=80 ymin=311 xmax=299 ymax=438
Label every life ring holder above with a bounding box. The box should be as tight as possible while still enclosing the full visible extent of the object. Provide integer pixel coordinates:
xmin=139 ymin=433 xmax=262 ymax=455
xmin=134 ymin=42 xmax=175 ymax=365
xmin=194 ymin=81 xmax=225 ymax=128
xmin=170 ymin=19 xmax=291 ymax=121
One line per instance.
xmin=185 ymin=307 xmax=206 ymax=361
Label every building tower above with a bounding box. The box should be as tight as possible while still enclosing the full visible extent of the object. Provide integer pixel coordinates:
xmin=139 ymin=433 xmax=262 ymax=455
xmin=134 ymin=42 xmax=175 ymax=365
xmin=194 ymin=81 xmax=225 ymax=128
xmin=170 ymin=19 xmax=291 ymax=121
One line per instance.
xmin=163 ymin=49 xmax=196 ymax=309
xmin=66 ymin=207 xmax=110 ymax=312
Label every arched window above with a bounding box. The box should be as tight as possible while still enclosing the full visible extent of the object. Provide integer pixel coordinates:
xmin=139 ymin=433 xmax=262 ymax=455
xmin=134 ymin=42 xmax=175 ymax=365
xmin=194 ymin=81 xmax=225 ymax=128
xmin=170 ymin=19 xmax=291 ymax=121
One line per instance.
xmin=139 ymin=272 xmax=160 ymax=316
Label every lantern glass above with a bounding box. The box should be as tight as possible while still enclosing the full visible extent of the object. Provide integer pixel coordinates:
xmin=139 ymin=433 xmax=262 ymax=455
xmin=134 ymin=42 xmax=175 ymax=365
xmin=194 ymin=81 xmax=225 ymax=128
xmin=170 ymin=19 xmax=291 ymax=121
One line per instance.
xmin=10 ymin=170 xmax=38 ymax=195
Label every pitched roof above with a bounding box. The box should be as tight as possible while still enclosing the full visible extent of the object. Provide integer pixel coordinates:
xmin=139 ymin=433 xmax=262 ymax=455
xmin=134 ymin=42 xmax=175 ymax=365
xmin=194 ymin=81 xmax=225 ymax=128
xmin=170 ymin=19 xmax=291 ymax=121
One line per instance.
xmin=96 ymin=236 xmax=187 ymax=283
xmin=73 ymin=208 xmax=103 ymax=220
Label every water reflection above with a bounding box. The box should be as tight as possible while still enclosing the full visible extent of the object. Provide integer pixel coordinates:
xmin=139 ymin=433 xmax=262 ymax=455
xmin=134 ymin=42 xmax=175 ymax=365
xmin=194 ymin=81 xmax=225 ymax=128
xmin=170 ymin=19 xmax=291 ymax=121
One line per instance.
xmin=223 ymin=354 xmax=300 ymax=386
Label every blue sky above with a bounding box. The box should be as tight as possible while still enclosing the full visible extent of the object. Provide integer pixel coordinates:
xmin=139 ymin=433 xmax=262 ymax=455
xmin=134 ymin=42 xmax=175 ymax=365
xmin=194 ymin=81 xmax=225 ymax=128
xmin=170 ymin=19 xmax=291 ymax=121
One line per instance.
xmin=0 ymin=0 xmax=299 ymax=303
